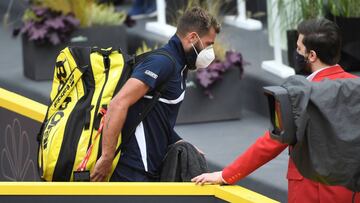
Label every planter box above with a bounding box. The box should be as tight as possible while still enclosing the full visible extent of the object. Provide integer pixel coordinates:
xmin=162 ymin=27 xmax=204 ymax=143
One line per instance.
xmin=286 ymin=29 xmax=298 ymax=71
xmin=326 ymin=14 xmax=360 ymax=71
xmin=176 ymin=68 xmax=243 ymax=124
xmin=334 ymin=16 xmax=360 ymax=71
xmin=22 ymin=25 xmax=127 ymax=81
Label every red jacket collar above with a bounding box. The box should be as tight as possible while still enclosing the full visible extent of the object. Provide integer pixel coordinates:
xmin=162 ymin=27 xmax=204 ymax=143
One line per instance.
xmin=312 ymin=65 xmax=345 ymax=81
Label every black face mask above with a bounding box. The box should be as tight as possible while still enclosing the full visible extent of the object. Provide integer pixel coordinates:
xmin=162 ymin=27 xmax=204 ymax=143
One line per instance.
xmin=294 ymin=51 xmax=311 ymax=75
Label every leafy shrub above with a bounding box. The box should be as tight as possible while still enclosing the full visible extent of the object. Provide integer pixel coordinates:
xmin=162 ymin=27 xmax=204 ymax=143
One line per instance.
xmin=14 ymin=0 xmax=126 ymax=45
xmin=14 ymin=6 xmax=79 ymax=45
xmin=196 ymin=50 xmax=244 ymax=98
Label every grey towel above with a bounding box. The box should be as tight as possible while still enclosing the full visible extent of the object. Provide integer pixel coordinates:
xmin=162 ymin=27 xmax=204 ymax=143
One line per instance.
xmin=160 ymin=141 xmax=208 ymax=182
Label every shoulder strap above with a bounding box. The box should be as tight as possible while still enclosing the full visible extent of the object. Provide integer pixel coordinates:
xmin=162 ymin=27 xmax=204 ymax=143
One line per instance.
xmin=114 ymin=50 xmax=176 ymax=156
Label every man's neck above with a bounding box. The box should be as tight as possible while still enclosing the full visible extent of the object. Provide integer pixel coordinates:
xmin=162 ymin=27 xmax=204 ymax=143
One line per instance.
xmin=177 ymin=34 xmax=189 ymax=52
xmin=311 ymin=62 xmax=334 ymax=73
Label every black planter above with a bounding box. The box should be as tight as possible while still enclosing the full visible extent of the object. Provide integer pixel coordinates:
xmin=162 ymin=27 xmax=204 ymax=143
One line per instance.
xmin=244 ymin=0 xmax=268 ymax=25
xmin=22 ymin=25 xmax=127 ymax=81
xmin=333 ymin=16 xmax=360 ymax=47
xmin=327 ymin=15 xmax=360 ymax=71
xmin=176 ymin=68 xmax=242 ymax=124
xmin=287 ymin=29 xmax=298 ymax=71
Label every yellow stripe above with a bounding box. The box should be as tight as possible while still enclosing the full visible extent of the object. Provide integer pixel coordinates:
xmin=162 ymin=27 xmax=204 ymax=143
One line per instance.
xmin=0 ymin=88 xmax=47 ymax=122
xmin=0 ymin=182 xmax=278 ymax=202
xmin=215 ymin=185 xmax=278 ymax=203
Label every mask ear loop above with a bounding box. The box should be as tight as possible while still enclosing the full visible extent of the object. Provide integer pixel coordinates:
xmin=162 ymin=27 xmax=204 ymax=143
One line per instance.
xmin=189 ymin=32 xmax=204 ymax=55
xmin=191 ymin=43 xmax=199 ymax=55
xmin=195 ymin=33 xmax=205 ymax=50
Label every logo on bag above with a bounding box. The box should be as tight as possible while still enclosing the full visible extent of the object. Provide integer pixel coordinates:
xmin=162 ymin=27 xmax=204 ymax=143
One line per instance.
xmin=53 ymin=74 xmax=75 ymax=109
xmin=43 ymin=97 xmax=71 ymax=149
xmin=56 ymin=60 xmax=67 ymax=81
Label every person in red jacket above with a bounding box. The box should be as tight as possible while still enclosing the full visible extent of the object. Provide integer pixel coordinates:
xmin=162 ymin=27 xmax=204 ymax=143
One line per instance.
xmin=192 ymin=18 xmax=359 ymax=203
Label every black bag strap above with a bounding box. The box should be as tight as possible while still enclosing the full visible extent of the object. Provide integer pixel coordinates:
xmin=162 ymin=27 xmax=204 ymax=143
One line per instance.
xmin=113 ymin=49 xmax=176 ymax=156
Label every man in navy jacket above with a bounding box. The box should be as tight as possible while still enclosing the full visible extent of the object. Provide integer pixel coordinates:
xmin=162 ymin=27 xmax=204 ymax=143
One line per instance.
xmin=91 ymin=7 xmax=220 ymax=182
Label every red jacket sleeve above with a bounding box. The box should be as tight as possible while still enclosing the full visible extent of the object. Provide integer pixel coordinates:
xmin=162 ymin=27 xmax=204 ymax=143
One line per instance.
xmin=222 ymin=131 xmax=288 ymax=184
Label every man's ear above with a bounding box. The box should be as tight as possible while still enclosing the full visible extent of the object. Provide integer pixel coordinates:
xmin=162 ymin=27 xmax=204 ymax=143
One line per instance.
xmin=308 ymin=50 xmax=317 ymax=63
xmin=186 ymin=32 xmax=198 ymax=44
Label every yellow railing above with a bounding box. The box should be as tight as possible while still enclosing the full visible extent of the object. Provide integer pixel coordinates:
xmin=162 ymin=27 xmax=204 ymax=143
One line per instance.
xmin=0 ymin=88 xmax=47 ymax=122
xmin=0 ymin=182 xmax=278 ymax=203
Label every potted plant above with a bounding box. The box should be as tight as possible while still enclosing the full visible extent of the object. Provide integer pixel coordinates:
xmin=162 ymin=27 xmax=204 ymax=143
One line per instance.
xmin=274 ymin=0 xmax=324 ymax=72
xmin=177 ymin=48 xmax=245 ymax=124
xmin=13 ymin=0 xmax=128 ymax=80
xmin=327 ymin=0 xmax=360 ymax=71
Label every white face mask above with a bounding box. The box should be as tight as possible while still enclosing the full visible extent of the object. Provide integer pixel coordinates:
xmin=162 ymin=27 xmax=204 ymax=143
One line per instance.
xmin=191 ymin=34 xmax=215 ymax=69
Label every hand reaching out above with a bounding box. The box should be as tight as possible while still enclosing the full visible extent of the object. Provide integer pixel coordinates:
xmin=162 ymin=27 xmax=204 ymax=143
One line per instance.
xmin=191 ymin=171 xmax=227 ymax=185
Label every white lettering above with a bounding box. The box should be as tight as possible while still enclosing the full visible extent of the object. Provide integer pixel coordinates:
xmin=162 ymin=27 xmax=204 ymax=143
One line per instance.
xmin=144 ymin=70 xmax=158 ymax=79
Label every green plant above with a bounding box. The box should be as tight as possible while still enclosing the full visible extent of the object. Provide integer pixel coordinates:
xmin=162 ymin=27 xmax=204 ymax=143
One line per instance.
xmin=89 ymin=3 xmax=126 ymax=26
xmin=13 ymin=6 xmax=80 ymax=45
xmin=276 ymin=0 xmax=325 ymax=30
xmin=328 ymin=0 xmax=360 ymax=17
xmin=13 ymin=0 xmax=126 ymax=44
xmin=32 ymin=0 xmax=126 ymax=27
xmin=32 ymin=0 xmax=93 ymax=27
xmin=135 ymin=42 xmax=158 ymax=55
xmin=168 ymin=0 xmax=225 ymax=27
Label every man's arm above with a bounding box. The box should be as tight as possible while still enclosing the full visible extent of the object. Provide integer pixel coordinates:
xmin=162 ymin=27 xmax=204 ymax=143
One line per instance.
xmin=221 ymin=131 xmax=288 ymax=184
xmin=90 ymin=78 xmax=149 ymax=181
xmin=192 ymin=131 xmax=288 ymax=185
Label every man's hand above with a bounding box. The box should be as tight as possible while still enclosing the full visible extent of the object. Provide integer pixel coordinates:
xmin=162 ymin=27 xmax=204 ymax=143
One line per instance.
xmin=90 ymin=156 xmax=113 ymax=182
xmin=191 ymin=171 xmax=227 ymax=185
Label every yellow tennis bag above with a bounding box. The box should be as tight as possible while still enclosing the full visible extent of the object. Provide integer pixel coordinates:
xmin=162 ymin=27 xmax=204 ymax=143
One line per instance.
xmin=37 ymin=47 xmax=129 ymax=181
xmin=37 ymin=46 xmax=175 ymax=181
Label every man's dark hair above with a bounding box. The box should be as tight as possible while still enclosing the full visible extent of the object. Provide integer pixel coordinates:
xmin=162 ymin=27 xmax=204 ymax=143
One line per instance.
xmin=298 ymin=18 xmax=341 ymax=65
xmin=176 ymin=7 xmax=221 ymax=37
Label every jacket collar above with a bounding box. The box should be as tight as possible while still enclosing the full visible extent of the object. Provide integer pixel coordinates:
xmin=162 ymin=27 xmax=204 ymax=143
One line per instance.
xmin=311 ymin=65 xmax=345 ymax=81
xmin=162 ymin=34 xmax=187 ymax=68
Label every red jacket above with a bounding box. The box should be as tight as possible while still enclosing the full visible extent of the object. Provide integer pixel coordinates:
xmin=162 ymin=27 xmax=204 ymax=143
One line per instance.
xmin=222 ymin=65 xmax=359 ymax=203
